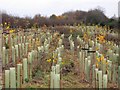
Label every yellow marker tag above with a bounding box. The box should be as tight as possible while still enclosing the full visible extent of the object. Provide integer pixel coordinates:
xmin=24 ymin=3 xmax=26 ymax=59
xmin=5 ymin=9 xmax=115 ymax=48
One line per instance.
xmin=96 ymin=57 xmax=100 ymax=62
xmin=53 ymin=59 xmax=56 ymax=63
xmin=6 ymin=26 xmax=9 ymax=29
xmin=96 ymin=63 xmax=99 ymax=68
xmin=47 ymin=59 xmax=51 ymax=62
xmin=100 ymin=55 xmax=104 ymax=61
xmin=9 ymin=30 xmax=14 ymax=33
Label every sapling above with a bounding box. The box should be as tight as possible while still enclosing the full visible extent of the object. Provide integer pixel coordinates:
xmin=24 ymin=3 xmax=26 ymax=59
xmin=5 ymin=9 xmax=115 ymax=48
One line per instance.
xmin=55 ymin=64 xmax=60 ymax=74
xmin=103 ymin=74 xmax=107 ymax=88
xmin=5 ymin=70 xmax=10 ymax=88
xmin=28 ymin=52 xmax=33 ymax=80
xmin=18 ymin=44 xmax=22 ymax=59
xmin=54 ymin=74 xmax=60 ymax=88
xmin=2 ymin=47 xmax=6 ymax=66
xmin=95 ymin=68 xmax=98 ymax=88
xmin=17 ymin=64 xmax=22 ymax=88
xmin=23 ymin=58 xmax=28 ymax=83
xmin=98 ymin=70 xmax=102 ymax=88
xmin=92 ymin=65 xmax=95 ymax=82
xmin=10 ymin=67 xmax=16 ymax=88
xmin=87 ymin=60 xmax=91 ymax=82
xmin=12 ymin=46 xmax=15 ymax=64
xmin=25 ymin=43 xmax=28 ymax=55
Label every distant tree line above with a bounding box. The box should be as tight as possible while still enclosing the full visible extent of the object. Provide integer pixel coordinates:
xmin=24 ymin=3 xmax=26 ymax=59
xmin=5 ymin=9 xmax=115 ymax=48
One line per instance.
xmin=1 ymin=7 xmax=119 ymax=29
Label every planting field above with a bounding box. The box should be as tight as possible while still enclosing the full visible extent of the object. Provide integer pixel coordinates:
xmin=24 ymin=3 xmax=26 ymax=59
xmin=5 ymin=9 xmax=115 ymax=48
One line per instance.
xmin=0 ymin=25 xmax=120 ymax=89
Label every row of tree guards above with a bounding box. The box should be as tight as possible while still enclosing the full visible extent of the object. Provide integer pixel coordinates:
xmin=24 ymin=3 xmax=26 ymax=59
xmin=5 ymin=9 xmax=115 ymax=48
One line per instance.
xmin=69 ymin=26 xmax=119 ymax=88
xmin=50 ymin=45 xmax=64 ymax=89
xmin=1 ymin=28 xmax=53 ymax=88
xmin=0 ymin=25 xmax=120 ymax=89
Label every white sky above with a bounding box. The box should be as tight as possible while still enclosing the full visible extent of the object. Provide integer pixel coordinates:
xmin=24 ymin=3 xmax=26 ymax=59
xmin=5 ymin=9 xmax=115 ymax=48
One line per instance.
xmin=0 ymin=0 xmax=119 ymax=18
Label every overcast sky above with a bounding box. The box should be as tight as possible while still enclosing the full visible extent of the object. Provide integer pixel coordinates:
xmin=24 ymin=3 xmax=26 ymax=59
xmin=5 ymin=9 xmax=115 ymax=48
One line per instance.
xmin=0 ymin=0 xmax=119 ymax=18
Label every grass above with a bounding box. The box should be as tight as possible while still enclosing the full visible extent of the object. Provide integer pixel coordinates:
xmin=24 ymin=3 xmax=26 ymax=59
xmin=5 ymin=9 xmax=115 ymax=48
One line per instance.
xmin=22 ymin=70 xmax=50 ymax=88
